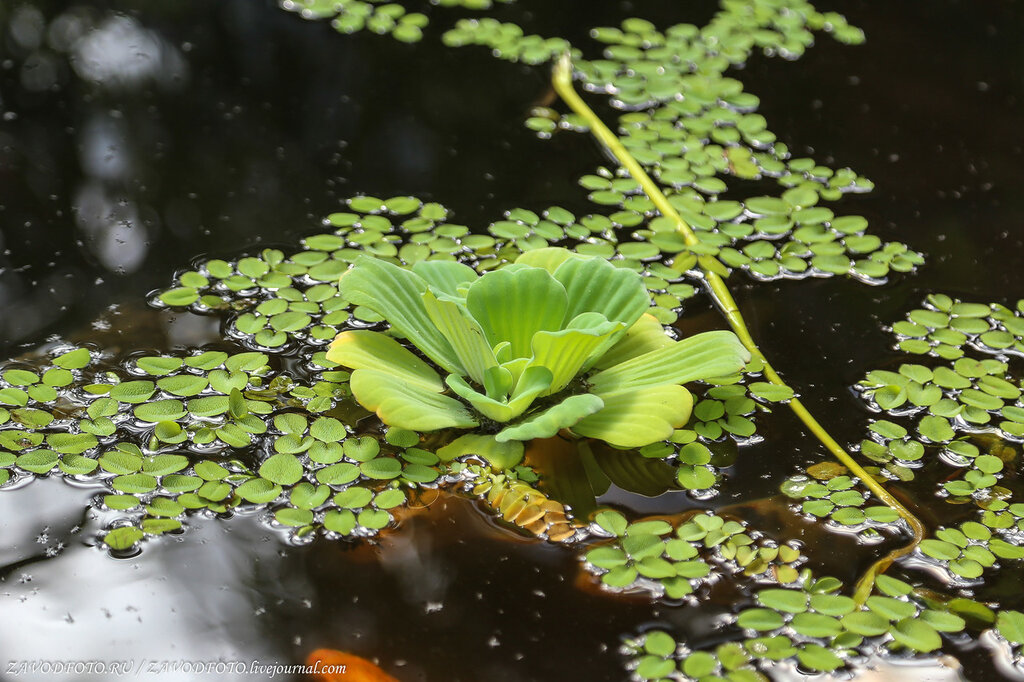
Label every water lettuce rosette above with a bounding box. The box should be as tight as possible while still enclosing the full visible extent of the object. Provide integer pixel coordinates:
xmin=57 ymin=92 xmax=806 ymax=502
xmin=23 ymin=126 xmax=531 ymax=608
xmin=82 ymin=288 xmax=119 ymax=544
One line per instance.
xmin=327 ymin=247 xmax=749 ymax=469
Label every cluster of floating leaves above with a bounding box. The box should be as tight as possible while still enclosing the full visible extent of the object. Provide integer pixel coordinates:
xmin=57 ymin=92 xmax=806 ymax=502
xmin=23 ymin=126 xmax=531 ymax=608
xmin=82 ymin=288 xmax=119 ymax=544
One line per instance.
xmin=0 ymin=341 xmax=451 ymax=549
xmin=159 ymin=196 xmax=788 ymax=477
xmin=14 ymin=0 xmax=1017 ymax=678
xmin=279 ymin=0 xmax=921 ymax=290
xmin=4 ymin=192 xmax=785 ymax=550
xmin=280 ymin=0 xmax=429 ymax=43
xmin=781 ymin=471 xmax=902 ymax=536
xmin=281 ymin=0 xmax=518 ymax=43
xmin=777 ymin=294 xmax=1024 ymax=659
xmin=583 ymin=510 xmax=806 ymax=599
xmin=623 ymin=573 xmax=989 ymax=680
xmin=440 ymin=4 xmax=921 ymax=285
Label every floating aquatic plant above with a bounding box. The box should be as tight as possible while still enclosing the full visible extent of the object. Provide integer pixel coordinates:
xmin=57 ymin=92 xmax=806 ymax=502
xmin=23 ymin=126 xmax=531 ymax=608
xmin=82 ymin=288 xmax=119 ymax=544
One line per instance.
xmin=2 ymin=1 xmax=1023 ymax=679
xmin=326 ymin=247 xmax=749 ymax=469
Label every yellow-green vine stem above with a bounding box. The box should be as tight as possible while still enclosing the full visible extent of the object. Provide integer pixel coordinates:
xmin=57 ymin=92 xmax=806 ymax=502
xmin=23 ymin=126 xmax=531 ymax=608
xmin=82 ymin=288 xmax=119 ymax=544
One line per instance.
xmin=553 ymin=54 xmax=924 ymax=603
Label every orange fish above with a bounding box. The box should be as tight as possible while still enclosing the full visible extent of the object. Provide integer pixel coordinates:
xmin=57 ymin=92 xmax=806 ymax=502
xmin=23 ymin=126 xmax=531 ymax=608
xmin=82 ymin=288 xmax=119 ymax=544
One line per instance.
xmin=306 ymin=649 xmax=400 ymax=682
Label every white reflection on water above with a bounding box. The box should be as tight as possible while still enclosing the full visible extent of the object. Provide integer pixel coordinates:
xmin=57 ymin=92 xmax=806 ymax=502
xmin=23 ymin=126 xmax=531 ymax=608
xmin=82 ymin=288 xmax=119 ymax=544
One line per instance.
xmin=0 ymin=480 xmax=292 ymax=682
xmin=71 ymin=14 xmax=186 ymax=90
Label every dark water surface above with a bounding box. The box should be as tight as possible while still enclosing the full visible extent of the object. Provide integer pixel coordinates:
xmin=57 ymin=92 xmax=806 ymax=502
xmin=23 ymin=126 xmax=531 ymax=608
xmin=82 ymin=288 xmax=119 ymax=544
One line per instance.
xmin=0 ymin=1 xmax=1022 ymax=680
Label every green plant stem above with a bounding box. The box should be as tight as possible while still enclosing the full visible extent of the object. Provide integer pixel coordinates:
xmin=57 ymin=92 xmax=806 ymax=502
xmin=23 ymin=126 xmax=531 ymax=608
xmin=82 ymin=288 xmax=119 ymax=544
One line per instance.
xmin=552 ymin=54 xmax=924 ymax=603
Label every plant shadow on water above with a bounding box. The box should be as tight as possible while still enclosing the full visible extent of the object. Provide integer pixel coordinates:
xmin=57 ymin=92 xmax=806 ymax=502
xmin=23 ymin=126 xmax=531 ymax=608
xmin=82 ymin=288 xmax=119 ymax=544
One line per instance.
xmin=0 ymin=1 xmax=1023 ymax=681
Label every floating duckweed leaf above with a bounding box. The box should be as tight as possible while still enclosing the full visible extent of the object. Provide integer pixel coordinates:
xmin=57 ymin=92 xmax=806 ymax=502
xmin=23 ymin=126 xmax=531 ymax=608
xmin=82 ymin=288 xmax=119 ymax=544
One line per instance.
xmin=134 ymin=399 xmax=187 ymax=423
xmin=159 ymin=287 xmax=199 ymax=306
xmin=642 ymin=631 xmax=675 ymax=658
xmin=757 ymin=589 xmax=808 ymax=613
xmin=874 ymin=574 xmax=913 ymax=597
xmin=104 ymin=526 xmax=144 ymax=550
xmin=236 ymin=477 xmax=282 ymax=504
xmin=737 ymin=608 xmax=785 ymax=631
xmin=142 ymin=455 xmax=189 ymax=476
xmin=184 ymin=351 xmax=228 ymax=370
xmin=373 ymin=488 xmax=406 ymax=509
xmin=344 ymin=436 xmax=380 ymax=461
xmin=42 ymin=368 xmax=73 ymax=387
xmin=0 ymin=388 xmax=28 ymax=406
xmin=259 ymin=454 xmax=304 ymax=486
xmin=112 ymin=473 xmax=158 ymax=494
xmin=595 ymin=510 xmax=628 ymax=537
xmin=357 ymin=508 xmax=391 ymax=530
xmin=920 ymin=610 xmax=966 ymax=633
xmin=998 ymin=611 xmax=1024 ymax=644
xmin=385 ymin=428 xmax=419 ymax=448
xmin=275 ymin=508 xmax=314 ymax=527
xmin=104 ymin=494 xmax=140 ymax=510
xmin=791 ymin=612 xmax=843 ymax=638
xmin=195 ymin=479 xmax=230 ymax=501
xmin=146 ymin=497 xmax=184 ymax=518
xmin=323 ymin=509 xmax=356 ymax=534
xmin=866 ymin=595 xmax=916 ymax=621
xmin=46 ymin=433 xmax=98 ymax=455
xmin=137 ymin=356 xmax=184 ymax=375
xmin=59 ymin=453 xmax=98 ymax=475
xmin=52 ymin=348 xmax=91 ymax=369
xmin=109 ymin=381 xmax=156 ymax=404
xmin=891 ymin=618 xmax=941 ymax=652
xmin=163 ymin=474 xmax=203 ymax=493
xmin=360 ymin=457 xmax=402 ymax=480
xmin=4 ymin=369 xmax=39 ymax=386
xmin=16 ymin=449 xmax=59 ymax=474
xmin=286 ymin=481 xmax=329 ymax=507
xmin=142 ymin=519 xmax=182 ymax=535
xmin=316 ymin=462 xmax=360 ymax=486
xmin=157 ymin=375 xmax=209 ymax=396
xmin=12 ymin=408 xmax=52 ymax=428
xmin=796 ymin=644 xmax=843 ymax=672
xmin=216 ymin=423 xmax=252 ymax=448
xmin=748 ymin=382 xmax=794 ymax=402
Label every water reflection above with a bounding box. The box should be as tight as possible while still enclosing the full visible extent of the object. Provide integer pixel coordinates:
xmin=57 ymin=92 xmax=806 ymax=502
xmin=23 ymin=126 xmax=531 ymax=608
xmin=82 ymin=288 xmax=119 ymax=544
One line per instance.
xmin=0 ymin=480 xmax=294 ymax=682
xmin=71 ymin=14 xmax=187 ymax=89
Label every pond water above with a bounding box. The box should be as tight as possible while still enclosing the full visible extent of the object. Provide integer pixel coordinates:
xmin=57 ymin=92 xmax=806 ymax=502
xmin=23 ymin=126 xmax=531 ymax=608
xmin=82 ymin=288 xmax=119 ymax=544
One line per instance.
xmin=0 ymin=1 xmax=1023 ymax=681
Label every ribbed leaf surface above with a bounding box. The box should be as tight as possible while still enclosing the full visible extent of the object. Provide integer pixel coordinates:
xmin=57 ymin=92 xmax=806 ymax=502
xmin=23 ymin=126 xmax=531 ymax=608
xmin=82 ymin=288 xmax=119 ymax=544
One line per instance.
xmin=528 ymin=313 xmax=624 ymax=395
xmin=592 ymin=313 xmax=674 ymax=370
xmin=572 ymin=384 xmax=693 ymax=448
xmin=339 ymin=256 xmax=462 ymax=373
xmin=412 ymin=260 xmax=477 ymax=299
xmin=466 ymin=266 xmax=567 ymax=359
xmin=422 ymin=290 xmax=496 ymax=384
xmin=350 ymin=369 xmax=478 ymax=431
xmin=588 ymin=330 xmax=748 ymax=394
xmin=446 ymin=366 xmax=552 ymax=422
xmin=496 ymin=394 xmax=604 ymax=442
xmin=326 ymin=330 xmax=442 ymax=392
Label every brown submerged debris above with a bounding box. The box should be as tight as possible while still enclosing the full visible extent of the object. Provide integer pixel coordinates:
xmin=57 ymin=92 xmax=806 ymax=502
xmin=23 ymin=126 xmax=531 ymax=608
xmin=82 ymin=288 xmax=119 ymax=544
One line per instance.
xmin=472 ymin=473 xmax=584 ymax=542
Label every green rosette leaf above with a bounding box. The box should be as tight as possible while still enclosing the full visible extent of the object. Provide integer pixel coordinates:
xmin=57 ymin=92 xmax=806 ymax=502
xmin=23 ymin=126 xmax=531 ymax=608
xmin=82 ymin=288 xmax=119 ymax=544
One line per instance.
xmin=495 ymin=393 xmax=605 ymax=442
